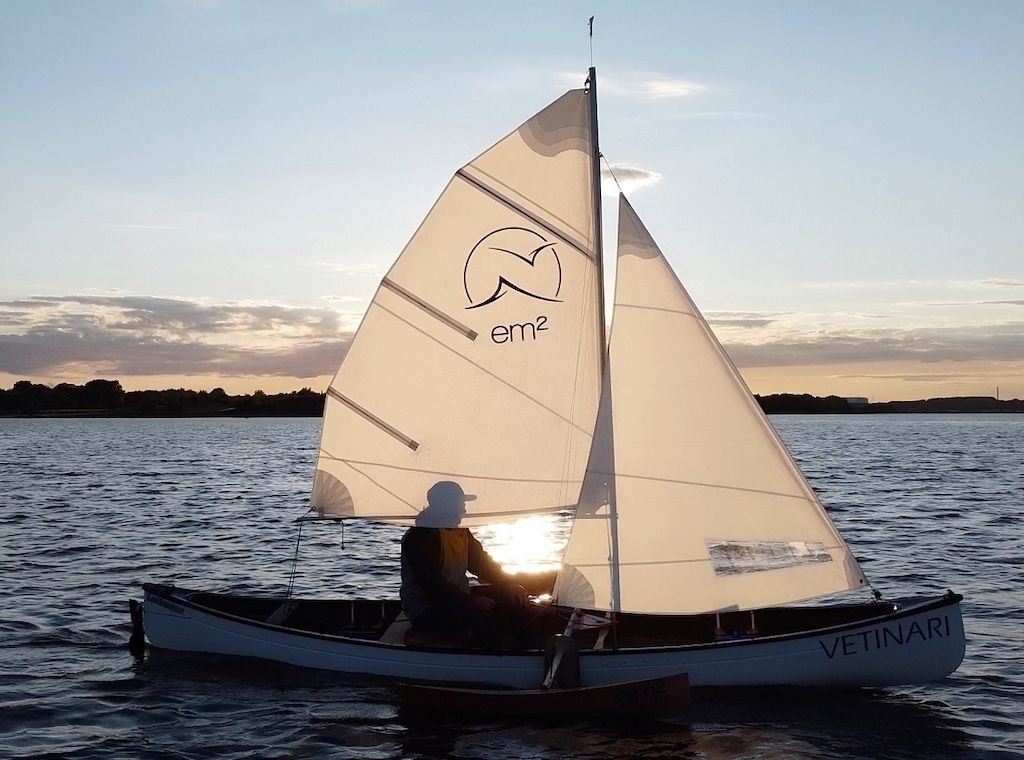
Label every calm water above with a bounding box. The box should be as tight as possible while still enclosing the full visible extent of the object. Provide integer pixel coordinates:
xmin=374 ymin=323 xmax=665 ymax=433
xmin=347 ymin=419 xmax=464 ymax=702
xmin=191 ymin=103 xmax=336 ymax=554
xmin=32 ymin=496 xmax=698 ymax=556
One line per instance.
xmin=0 ymin=415 xmax=1021 ymax=759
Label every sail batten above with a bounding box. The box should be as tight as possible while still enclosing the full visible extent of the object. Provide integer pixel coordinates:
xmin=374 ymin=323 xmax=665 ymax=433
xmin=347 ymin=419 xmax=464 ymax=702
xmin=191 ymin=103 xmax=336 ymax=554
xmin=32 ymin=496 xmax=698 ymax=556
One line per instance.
xmin=379 ymin=279 xmax=478 ymax=340
xmin=325 ymin=389 xmax=419 ymax=451
xmin=366 ymin=299 xmax=598 ymax=434
xmin=455 ymin=169 xmax=594 ymax=259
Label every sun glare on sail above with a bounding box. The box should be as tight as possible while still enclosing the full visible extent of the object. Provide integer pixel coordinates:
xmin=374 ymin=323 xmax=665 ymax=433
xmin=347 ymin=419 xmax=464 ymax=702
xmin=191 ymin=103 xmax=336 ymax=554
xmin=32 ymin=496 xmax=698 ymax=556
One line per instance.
xmin=473 ymin=514 xmax=570 ymax=575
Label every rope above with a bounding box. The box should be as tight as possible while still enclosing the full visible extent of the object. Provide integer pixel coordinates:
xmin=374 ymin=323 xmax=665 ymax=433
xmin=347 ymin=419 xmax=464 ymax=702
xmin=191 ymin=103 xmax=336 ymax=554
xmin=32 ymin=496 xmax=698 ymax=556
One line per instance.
xmin=284 ymin=519 xmax=304 ymax=601
xmin=602 ymin=156 xmax=626 ymax=195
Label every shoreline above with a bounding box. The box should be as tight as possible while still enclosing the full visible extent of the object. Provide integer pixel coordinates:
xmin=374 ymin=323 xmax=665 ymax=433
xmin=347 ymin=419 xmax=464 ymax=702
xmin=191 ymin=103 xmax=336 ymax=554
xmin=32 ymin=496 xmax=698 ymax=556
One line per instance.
xmin=2 ymin=380 xmax=1021 ymax=417
xmin=2 ymin=398 xmax=1022 ymax=419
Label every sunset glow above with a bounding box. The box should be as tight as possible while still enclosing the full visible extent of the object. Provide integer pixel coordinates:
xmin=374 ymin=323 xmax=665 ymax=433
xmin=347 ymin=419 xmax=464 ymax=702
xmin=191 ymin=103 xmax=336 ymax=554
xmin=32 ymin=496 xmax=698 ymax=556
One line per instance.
xmin=1 ymin=3 xmax=1020 ymax=401
xmin=473 ymin=514 xmax=570 ymax=575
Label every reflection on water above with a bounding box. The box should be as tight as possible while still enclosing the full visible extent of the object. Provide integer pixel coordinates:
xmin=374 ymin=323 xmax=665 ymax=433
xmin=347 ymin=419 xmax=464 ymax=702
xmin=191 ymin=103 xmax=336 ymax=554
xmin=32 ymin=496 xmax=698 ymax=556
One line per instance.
xmin=130 ymin=652 xmax=976 ymax=760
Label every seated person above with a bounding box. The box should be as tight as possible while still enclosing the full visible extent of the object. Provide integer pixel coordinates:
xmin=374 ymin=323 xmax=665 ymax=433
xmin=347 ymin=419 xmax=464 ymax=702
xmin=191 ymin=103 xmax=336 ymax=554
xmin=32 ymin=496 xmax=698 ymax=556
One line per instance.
xmin=400 ymin=481 xmax=535 ymax=646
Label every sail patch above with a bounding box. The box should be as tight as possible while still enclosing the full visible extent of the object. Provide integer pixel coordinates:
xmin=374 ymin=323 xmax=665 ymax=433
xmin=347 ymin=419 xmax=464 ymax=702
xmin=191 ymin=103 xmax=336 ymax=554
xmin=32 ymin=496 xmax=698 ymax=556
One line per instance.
xmin=707 ymin=540 xmax=833 ymax=576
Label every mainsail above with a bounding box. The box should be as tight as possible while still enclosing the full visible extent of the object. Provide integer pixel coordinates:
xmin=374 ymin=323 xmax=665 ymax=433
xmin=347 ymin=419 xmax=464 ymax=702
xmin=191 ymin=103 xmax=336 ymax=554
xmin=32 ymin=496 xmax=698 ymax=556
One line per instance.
xmin=311 ymin=89 xmax=604 ymax=526
xmin=554 ymin=195 xmax=867 ymax=614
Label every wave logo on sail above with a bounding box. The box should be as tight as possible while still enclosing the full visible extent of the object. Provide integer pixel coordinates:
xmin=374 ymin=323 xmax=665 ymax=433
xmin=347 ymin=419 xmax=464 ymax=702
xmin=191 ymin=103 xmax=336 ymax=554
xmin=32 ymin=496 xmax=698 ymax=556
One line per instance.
xmin=463 ymin=227 xmax=562 ymax=310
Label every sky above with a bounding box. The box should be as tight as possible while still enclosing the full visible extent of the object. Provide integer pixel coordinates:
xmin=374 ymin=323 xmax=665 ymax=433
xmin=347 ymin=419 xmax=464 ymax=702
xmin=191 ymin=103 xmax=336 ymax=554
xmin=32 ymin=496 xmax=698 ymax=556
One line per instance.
xmin=1 ymin=0 xmax=1022 ymax=401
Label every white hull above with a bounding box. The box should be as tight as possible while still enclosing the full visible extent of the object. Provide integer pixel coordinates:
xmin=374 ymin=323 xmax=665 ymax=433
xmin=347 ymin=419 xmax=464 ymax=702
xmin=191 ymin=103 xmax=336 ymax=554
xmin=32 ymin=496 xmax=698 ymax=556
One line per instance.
xmin=141 ymin=586 xmax=965 ymax=688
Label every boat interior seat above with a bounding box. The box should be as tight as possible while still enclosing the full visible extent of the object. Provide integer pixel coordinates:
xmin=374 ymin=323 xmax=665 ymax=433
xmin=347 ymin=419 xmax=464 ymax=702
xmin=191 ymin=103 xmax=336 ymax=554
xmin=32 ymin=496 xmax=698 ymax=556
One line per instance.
xmin=378 ymin=611 xmax=475 ymax=648
xmin=378 ymin=613 xmax=413 ymax=644
xmin=403 ymin=626 xmax=475 ymax=648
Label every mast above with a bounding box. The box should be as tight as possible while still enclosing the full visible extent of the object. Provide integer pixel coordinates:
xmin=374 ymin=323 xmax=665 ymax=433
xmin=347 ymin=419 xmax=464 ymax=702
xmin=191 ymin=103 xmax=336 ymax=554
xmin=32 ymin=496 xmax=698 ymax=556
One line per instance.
xmin=587 ymin=65 xmax=621 ymax=615
xmin=587 ymin=66 xmax=608 ymax=372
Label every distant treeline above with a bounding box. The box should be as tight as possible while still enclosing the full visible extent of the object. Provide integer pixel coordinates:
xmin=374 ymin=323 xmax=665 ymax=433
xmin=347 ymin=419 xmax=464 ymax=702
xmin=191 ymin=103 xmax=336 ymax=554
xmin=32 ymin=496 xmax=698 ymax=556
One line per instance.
xmin=753 ymin=393 xmax=1023 ymax=414
xmin=0 ymin=379 xmax=324 ymax=417
xmin=0 ymin=380 xmax=1020 ymax=417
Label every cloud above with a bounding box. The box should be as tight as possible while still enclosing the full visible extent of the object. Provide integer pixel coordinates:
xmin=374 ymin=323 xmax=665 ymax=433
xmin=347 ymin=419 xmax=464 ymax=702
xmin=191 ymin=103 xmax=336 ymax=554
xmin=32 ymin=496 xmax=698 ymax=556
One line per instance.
xmin=935 ymin=278 xmax=1024 ymax=292
xmin=1 ymin=295 xmax=343 ymax=334
xmin=704 ymin=310 xmax=788 ymax=330
xmin=316 ymin=262 xmax=382 ymax=276
xmin=601 ymin=163 xmax=661 ymax=196
xmin=920 ymin=299 xmax=1024 ymax=307
xmin=801 ymin=278 xmax=1024 ymax=291
xmin=94 ymin=223 xmax=181 ymax=231
xmin=707 ymin=317 xmax=777 ymax=329
xmin=6 ymin=293 xmax=1018 ymax=384
xmin=632 ymin=78 xmax=709 ymax=99
xmin=836 ymin=369 xmax=1013 ymax=383
xmin=723 ymin=322 xmax=1024 ymax=368
xmin=0 ymin=295 xmax=352 ymax=379
xmin=974 ymin=279 xmax=1024 ymax=288
xmin=799 ymin=280 xmax=904 ymax=289
xmin=557 ymin=71 xmax=708 ymax=100
xmin=676 ymin=110 xmax=767 ymax=120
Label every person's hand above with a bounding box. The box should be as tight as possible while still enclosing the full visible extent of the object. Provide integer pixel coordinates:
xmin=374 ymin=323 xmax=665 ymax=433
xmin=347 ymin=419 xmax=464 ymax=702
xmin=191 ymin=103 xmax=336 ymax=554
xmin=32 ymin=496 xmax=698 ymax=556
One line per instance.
xmin=471 ymin=595 xmax=497 ymax=611
xmin=508 ymin=584 xmax=528 ymax=609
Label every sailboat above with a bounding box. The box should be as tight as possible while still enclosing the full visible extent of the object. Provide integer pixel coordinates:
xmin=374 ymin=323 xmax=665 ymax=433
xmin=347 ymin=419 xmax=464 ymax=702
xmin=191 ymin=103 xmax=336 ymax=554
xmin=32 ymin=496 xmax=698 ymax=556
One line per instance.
xmin=139 ymin=68 xmax=965 ymax=689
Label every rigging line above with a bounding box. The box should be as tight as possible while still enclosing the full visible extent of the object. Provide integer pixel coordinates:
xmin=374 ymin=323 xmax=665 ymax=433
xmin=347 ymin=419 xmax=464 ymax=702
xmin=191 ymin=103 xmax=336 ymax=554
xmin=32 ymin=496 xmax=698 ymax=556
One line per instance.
xmin=616 ymin=303 xmax=696 ymax=318
xmin=303 ymin=504 xmax=574 ymax=522
xmin=372 ymin=301 xmax=594 ymax=437
xmin=585 ymin=469 xmax=810 ymax=501
xmin=317 ymin=451 xmax=585 ymax=485
xmin=341 ymin=459 xmax=421 ymax=514
xmin=601 ymin=155 xmax=626 ymax=196
xmin=285 ymin=519 xmax=304 ymax=601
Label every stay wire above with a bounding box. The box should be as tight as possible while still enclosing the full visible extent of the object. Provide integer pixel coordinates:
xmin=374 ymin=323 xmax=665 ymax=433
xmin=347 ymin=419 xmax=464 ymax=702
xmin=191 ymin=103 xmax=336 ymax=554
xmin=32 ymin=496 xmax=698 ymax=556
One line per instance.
xmin=285 ymin=518 xmax=305 ymax=601
xmin=602 ymin=156 xmax=625 ymax=195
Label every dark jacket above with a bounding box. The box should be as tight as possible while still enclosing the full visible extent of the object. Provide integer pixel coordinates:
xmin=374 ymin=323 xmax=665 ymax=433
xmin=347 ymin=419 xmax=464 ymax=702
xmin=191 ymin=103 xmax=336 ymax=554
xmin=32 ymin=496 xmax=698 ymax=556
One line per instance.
xmin=399 ymin=527 xmax=507 ymax=621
